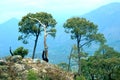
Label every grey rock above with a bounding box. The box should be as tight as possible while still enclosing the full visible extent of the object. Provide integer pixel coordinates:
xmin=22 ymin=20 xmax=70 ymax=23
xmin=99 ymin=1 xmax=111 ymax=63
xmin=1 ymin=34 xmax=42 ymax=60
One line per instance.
xmin=10 ymin=55 xmax=22 ymax=62
xmin=0 ymin=60 xmax=7 ymax=65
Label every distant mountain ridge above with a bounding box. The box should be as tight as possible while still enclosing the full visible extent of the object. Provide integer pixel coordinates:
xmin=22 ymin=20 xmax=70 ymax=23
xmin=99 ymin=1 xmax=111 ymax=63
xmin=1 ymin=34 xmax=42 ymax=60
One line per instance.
xmin=83 ymin=2 xmax=120 ymax=51
xmin=0 ymin=2 xmax=120 ymax=63
xmin=84 ymin=2 xmax=120 ymax=25
xmin=0 ymin=18 xmax=23 ymax=56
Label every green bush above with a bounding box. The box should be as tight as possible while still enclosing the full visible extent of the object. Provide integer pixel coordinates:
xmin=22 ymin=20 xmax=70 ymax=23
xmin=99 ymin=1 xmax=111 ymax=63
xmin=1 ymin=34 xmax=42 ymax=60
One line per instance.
xmin=75 ymin=75 xmax=86 ymax=80
xmin=13 ymin=47 xmax=28 ymax=58
xmin=42 ymin=74 xmax=51 ymax=80
xmin=27 ymin=70 xmax=38 ymax=80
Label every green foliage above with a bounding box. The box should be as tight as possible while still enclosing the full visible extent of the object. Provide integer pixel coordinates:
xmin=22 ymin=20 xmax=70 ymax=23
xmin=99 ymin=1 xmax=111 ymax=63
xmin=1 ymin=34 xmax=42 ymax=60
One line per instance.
xmin=65 ymin=44 xmax=120 ymax=80
xmin=57 ymin=62 xmax=69 ymax=71
xmin=95 ymin=44 xmax=120 ymax=58
xmin=27 ymin=70 xmax=38 ymax=80
xmin=81 ymin=44 xmax=120 ymax=80
xmin=64 ymin=17 xmax=97 ymax=36
xmin=42 ymin=74 xmax=51 ymax=80
xmin=63 ymin=17 xmax=106 ymax=44
xmin=13 ymin=47 xmax=28 ymax=58
xmin=75 ymin=75 xmax=86 ymax=80
xmin=63 ymin=17 xmax=106 ymax=74
xmin=48 ymin=28 xmax=56 ymax=38
xmin=18 ymin=12 xmax=57 ymax=59
xmin=18 ymin=12 xmax=57 ymax=42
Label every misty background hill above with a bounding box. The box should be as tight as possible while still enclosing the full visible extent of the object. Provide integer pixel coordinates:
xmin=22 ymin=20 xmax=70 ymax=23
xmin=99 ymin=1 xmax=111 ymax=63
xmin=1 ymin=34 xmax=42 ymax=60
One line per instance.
xmin=83 ymin=2 xmax=120 ymax=51
xmin=0 ymin=2 xmax=120 ymax=63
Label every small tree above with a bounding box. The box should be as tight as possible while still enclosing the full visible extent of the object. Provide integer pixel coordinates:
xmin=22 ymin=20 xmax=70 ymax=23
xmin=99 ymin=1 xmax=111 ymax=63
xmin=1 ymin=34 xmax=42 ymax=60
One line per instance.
xmin=63 ymin=17 xmax=106 ymax=75
xmin=68 ymin=44 xmax=78 ymax=72
xmin=28 ymin=12 xmax=57 ymax=61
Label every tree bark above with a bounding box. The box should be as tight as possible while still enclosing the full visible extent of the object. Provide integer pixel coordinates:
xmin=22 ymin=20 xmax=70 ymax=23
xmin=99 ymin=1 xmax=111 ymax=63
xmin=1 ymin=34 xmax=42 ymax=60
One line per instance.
xmin=9 ymin=47 xmax=13 ymax=56
xmin=108 ymin=73 xmax=112 ymax=80
xmin=43 ymin=25 xmax=48 ymax=62
xmin=91 ymin=74 xmax=95 ymax=80
xmin=29 ymin=17 xmax=49 ymax=61
xmin=32 ymin=35 xmax=39 ymax=59
xmin=77 ymin=37 xmax=81 ymax=75
xmin=68 ymin=48 xmax=73 ymax=71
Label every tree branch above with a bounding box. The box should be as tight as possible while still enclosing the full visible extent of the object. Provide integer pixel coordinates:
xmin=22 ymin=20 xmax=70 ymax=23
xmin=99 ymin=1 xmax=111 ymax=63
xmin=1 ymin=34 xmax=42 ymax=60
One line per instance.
xmin=47 ymin=32 xmax=55 ymax=35
xmin=80 ymin=40 xmax=93 ymax=48
xmin=29 ymin=17 xmax=45 ymax=27
xmin=9 ymin=47 xmax=13 ymax=56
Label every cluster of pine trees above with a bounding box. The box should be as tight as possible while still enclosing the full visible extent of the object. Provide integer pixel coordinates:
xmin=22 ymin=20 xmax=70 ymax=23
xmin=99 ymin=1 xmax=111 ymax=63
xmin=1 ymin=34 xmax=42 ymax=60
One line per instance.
xmin=62 ymin=44 xmax=120 ymax=80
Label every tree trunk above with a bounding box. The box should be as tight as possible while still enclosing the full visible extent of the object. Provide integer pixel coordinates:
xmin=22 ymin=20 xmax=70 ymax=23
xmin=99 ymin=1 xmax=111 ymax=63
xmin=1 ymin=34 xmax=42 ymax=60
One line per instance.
xmin=77 ymin=37 xmax=81 ymax=75
xmin=9 ymin=47 xmax=13 ymax=56
xmin=108 ymin=73 xmax=112 ymax=80
xmin=68 ymin=48 xmax=73 ymax=71
xmin=44 ymin=34 xmax=48 ymax=58
xmin=32 ymin=35 xmax=39 ymax=59
xmin=91 ymin=74 xmax=95 ymax=80
xmin=44 ymin=25 xmax=48 ymax=61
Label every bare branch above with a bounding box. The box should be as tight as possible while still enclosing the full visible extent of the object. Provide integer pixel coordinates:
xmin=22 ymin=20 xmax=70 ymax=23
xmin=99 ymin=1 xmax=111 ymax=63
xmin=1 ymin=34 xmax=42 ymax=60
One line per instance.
xmin=9 ymin=47 xmax=13 ymax=56
xmin=28 ymin=17 xmax=45 ymax=27
xmin=47 ymin=32 xmax=55 ymax=34
xmin=80 ymin=40 xmax=93 ymax=48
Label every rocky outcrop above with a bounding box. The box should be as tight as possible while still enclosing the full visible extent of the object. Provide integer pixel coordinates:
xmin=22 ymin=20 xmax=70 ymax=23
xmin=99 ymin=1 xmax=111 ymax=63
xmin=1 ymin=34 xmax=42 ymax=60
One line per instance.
xmin=0 ymin=56 xmax=74 ymax=80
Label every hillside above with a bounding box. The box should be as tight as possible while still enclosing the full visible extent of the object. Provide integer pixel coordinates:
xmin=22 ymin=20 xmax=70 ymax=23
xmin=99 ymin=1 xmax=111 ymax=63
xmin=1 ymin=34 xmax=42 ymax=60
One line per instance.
xmin=0 ymin=55 xmax=74 ymax=80
xmin=83 ymin=2 xmax=120 ymax=51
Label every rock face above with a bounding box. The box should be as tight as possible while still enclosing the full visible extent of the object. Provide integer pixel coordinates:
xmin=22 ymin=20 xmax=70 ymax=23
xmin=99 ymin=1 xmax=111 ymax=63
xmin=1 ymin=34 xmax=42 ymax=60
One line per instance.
xmin=0 ymin=56 xmax=74 ymax=80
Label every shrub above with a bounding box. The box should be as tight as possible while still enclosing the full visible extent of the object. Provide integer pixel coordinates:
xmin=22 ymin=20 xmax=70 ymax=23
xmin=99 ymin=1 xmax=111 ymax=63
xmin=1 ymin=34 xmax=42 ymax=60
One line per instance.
xmin=75 ymin=75 xmax=86 ymax=80
xmin=27 ymin=70 xmax=38 ymax=80
xmin=42 ymin=74 xmax=51 ymax=80
xmin=13 ymin=47 xmax=28 ymax=58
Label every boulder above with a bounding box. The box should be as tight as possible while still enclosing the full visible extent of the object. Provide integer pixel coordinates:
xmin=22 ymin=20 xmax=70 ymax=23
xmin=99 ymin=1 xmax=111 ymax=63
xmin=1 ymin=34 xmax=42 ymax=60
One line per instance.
xmin=0 ymin=60 xmax=7 ymax=65
xmin=10 ymin=55 xmax=22 ymax=63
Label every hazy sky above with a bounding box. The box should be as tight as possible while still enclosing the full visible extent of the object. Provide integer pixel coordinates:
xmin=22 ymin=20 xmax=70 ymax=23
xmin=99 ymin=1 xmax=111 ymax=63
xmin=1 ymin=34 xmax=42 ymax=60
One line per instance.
xmin=0 ymin=0 xmax=120 ymax=23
